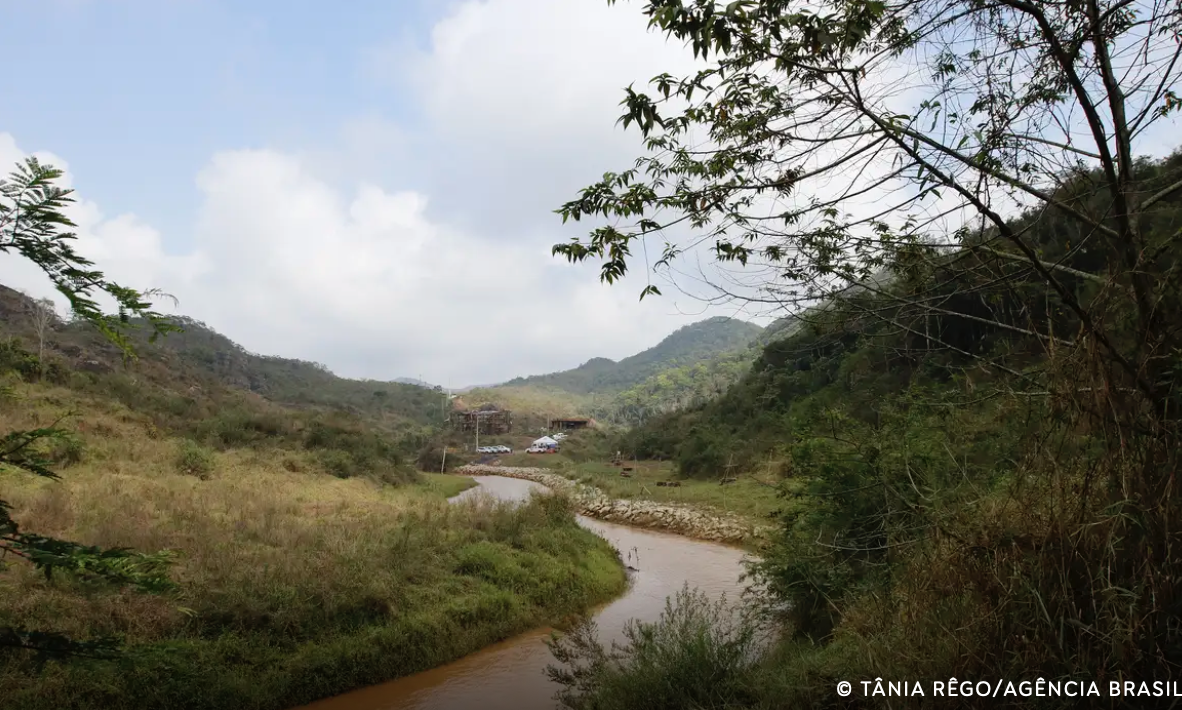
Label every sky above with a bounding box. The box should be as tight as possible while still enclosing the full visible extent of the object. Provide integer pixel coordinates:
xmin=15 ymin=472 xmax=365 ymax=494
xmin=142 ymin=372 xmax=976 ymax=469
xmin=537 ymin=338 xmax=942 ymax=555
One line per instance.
xmin=2 ymin=1 xmax=1177 ymax=388
xmin=0 ymin=0 xmax=762 ymax=387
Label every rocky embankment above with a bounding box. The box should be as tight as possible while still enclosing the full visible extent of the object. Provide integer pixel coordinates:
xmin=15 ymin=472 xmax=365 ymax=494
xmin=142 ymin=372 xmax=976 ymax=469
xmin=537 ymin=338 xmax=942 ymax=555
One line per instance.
xmin=455 ymin=464 xmax=771 ymax=545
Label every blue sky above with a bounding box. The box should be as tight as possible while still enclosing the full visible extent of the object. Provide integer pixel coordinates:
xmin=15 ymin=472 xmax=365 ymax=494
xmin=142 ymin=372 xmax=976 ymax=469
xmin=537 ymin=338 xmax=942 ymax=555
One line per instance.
xmin=2 ymin=0 xmax=436 ymax=246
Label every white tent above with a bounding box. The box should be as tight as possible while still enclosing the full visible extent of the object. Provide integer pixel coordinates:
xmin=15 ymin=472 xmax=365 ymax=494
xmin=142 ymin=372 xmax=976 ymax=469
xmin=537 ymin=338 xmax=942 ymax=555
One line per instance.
xmin=532 ymin=436 xmax=558 ymax=447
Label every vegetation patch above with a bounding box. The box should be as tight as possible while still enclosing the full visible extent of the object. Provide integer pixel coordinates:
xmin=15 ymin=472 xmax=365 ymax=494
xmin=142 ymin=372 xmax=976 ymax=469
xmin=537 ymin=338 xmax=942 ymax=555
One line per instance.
xmin=0 ymin=389 xmax=625 ymax=710
xmin=418 ymin=471 xmax=479 ymax=498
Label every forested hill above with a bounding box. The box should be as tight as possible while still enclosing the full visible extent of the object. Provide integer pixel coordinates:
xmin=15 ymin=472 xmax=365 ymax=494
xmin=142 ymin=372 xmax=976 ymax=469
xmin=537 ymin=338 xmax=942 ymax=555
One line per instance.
xmin=502 ymin=316 xmax=763 ymax=395
xmin=0 ymin=287 xmax=445 ymax=427
xmin=588 ymin=315 xmax=811 ymax=424
xmin=147 ymin=316 xmax=446 ymax=423
xmin=615 ymin=151 xmax=1182 ymax=478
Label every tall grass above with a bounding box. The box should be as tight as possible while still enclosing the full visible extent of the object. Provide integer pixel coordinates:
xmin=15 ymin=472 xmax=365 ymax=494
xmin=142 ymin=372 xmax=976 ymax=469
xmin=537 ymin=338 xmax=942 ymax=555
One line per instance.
xmin=0 ymin=385 xmax=626 ymax=710
xmin=546 ymin=587 xmax=767 ymax=710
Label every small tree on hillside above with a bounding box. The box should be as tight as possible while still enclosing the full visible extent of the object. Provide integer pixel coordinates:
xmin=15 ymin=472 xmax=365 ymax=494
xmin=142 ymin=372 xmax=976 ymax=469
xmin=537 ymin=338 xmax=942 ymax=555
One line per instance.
xmin=25 ymin=296 xmax=57 ymax=381
xmin=0 ymin=156 xmax=181 ymax=658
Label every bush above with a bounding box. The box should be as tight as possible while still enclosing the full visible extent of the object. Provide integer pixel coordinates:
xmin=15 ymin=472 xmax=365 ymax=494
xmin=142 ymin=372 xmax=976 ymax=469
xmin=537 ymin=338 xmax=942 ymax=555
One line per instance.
xmin=546 ymin=586 xmax=764 ymax=710
xmin=175 ymin=440 xmax=216 ymax=479
xmin=558 ymin=428 xmax=615 ymax=463
xmin=415 ymin=443 xmax=470 ymax=472
xmin=316 ymin=449 xmax=356 ymax=478
xmin=197 ymin=408 xmax=294 ymax=449
xmin=49 ymin=432 xmax=87 ymax=466
xmin=0 ymin=338 xmax=69 ymax=384
xmin=674 ymin=426 xmax=731 ymax=478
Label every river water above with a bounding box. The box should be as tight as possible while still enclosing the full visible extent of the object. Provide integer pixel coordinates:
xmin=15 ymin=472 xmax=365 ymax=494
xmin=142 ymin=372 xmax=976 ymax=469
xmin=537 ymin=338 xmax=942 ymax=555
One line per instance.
xmin=294 ymin=475 xmax=752 ymax=710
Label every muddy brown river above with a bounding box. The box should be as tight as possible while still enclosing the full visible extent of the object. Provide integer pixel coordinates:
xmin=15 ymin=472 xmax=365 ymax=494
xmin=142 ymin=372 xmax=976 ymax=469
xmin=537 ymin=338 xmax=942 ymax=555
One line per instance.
xmin=294 ymin=475 xmax=752 ymax=710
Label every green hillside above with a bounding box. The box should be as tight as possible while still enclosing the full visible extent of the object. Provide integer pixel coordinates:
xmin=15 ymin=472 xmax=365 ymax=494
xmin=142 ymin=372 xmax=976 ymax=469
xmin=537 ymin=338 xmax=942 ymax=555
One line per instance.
xmin=0 ymin=157 xmax=624 ymax=710
xmin=0 ymin=285 xmax=441 ymax=476
xmin=555 ymin=150 xmax=1182 ymax=706
xmin=590 ymin=314 xmax=820 ymax=424
xmin=144 ymin=315 xmax=447 ymax=425
xmin=0 ymin=289 xmax=446 ymax=430
xmin=501 ymin=316 xmax=763 ymax=395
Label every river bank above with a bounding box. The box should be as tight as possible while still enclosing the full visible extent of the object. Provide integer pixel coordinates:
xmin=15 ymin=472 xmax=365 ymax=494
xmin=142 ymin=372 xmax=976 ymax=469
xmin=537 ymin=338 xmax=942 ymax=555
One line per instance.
xmin=456 ymin=464 xmax=774 ymax=545
xmin=0 ymin=420 xmax=625 ymax=710
xmin=297 ymin=474 xmax=753 ymax=710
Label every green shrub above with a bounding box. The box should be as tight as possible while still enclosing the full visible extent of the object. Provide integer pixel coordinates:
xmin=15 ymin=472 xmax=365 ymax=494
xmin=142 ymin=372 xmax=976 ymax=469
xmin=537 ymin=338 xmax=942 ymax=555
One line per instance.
xmin=0 ymin=338 xmax=68 ymax=383
xmin=673 ymin=426 xmax=731 ymax=478
xmin=415 ymin=443 xmax=470 ymax=472
xmin=316 ymin=449 xmax=356 ymax=478
xmin=546 ymin=586 xmax=763 ymax=710
xmin=197 ymin=408 xmax=294 ymax=449
xmin=175 ymin=440 xmax=216 ymax=478
xmin=49 ymin=432 xmax=87 ymax=466
xmin=0 ymin=338 xmax=40 ymax=379
xmin=558 ymin=428 xmax=615 ymax=462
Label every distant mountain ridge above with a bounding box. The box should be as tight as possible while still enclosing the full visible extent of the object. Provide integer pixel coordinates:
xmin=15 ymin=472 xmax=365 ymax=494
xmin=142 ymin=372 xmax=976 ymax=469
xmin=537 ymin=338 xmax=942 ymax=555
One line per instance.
xmin=501 ymin=316 xmax=764 ymax=396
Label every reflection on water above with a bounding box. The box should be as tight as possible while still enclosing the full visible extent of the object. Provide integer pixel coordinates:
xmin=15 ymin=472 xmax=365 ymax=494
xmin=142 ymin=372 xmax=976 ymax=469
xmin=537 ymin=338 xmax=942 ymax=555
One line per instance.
xmin=294 ymin=475 xmax=752 ymax=710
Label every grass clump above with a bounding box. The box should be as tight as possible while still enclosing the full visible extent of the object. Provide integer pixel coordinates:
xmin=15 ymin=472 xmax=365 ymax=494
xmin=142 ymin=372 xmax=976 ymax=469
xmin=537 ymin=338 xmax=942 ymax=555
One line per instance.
xmin=546 ymin=586 xmax=766 ymax=710
xmin=174 ymin=439 xmax=215 ymax=478
xmin=418 ymin=472 xmax=478 ymax=498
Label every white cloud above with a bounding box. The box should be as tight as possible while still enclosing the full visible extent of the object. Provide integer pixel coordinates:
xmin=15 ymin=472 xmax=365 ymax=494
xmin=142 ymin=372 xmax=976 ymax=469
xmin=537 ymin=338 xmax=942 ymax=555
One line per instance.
xmin=0 ymin=0 xmax=766 ymax=387
xmin=375 ymin=0 xmax=701 ymax=237
xmin=1 ymin=132 xmax=728 ymax=386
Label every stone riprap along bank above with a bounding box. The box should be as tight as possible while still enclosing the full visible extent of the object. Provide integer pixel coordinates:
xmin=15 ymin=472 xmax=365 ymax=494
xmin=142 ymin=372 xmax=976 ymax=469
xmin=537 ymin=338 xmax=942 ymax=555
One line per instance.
xmin=455 ymin=464 xmax=771 ymax=545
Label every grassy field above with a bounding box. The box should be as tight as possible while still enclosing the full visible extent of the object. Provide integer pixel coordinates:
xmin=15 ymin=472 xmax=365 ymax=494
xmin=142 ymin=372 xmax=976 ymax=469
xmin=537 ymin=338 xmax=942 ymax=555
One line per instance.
xmin=495 ymin=451 xmax=783 ymax=521
xmin=0 ymin=383 xmax=626 ymax=710
xmin=418 ymin=471 xmax=479 ymax=498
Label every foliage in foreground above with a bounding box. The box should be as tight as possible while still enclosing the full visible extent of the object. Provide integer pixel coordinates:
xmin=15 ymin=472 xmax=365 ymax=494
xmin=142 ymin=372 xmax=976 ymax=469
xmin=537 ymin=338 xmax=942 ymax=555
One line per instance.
xmin=546 ymin=587 xmax=766 ymax=710
xmin=1 ymin=157 xmax=179 ymax=657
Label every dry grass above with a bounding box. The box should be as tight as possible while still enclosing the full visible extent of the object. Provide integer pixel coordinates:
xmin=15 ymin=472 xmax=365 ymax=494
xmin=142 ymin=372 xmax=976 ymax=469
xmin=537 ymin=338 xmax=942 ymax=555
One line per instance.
xmin=0 ymin=382 xmax=626 ymax=710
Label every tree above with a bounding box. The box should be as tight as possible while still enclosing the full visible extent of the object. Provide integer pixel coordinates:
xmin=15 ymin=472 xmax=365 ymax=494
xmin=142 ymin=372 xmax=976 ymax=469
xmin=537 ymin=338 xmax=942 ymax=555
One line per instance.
xmin=24 ymin=296 xmax=57 ymax=382
xmin=553 ymin=0 xmax=1182 ymax=681
xmin=0 ymin=157 xmax=181 ymax=658
xmin=556 ymin=0 xmax=1181 ymax=404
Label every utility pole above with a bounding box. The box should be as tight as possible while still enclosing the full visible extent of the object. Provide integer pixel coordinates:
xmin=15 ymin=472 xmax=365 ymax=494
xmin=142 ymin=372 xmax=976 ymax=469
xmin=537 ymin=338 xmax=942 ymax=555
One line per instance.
xmin=475 ymin=413 xmax=480 ymax=452
xmin=722 ymin=453 xmax=737 ymax=512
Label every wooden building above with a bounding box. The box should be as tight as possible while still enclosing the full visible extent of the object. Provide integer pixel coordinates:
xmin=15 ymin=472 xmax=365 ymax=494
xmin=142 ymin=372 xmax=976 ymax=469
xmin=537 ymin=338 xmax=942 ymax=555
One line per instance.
xmin=455 ymin=406 xmax=512 ymax=434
